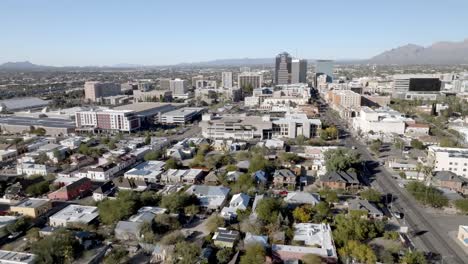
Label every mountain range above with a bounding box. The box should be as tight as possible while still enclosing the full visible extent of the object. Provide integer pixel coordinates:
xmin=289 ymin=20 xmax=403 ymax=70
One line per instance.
xmin=368 ymin=38 xmax=468 ymax=65
xmin=2 ymin=38 xmax=468 ymax=70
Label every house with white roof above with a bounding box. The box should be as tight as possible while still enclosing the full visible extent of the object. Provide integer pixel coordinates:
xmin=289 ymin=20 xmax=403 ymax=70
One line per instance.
xmin=49 ymin=204 xmax=99 ymax=227
xmin=284 ymin=192 xmax=320 ymax=207
xmin=186 ymin=185 xmax=230 ymax=210
xmin=161 ymin=169 xmax=203 ymax=184
xmin=124 ymin=160 xmax=165 ymax=183
xmin=272 ymin=223 xmax=337 ymax=262
xmin=220 ymin=193 xmax=250 ymax=219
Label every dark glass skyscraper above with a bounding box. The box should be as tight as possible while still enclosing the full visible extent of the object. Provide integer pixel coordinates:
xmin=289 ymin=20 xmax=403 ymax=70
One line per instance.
xmin=275 ymin=52 xmax=292 ymax=85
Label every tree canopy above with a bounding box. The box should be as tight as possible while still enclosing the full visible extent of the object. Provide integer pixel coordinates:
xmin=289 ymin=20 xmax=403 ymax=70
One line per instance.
xmin=324 ymin=148 xmax=361 ymax=172
xmin=405 ymin=181 xmax=448 ymax=208
xmin=240 ymin=243 xmax=266 ymax=264
xmin=255 ymin=197 xmax=282 ymax=224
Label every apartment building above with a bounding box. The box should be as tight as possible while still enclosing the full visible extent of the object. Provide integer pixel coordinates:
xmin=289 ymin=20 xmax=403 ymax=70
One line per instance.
xmin=428 ymin=146 xmax=468 ymax=178
xmin=75 ymin=109 xmax=141 ymax=132
xmin=238 ymin=72 xmax=263 ymax=89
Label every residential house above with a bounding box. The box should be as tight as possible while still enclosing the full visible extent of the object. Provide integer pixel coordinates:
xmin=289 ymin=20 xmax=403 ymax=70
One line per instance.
xmin=284 ymin=192 xmax=320 ymax=208
xmin=434 ymin=171 xmax=468 ymax=195
xmin=124 ymin=160 xmax=165 ymax=183
xmin=213 ymin=228 xmax=240 ymax=248
xmin=161 ymin=169 xmax=203 ymax=184
xmin=92 ymin=181 xmax=116 ymax=201
xmin=48 ymin=177 xmax=93 ymax=201
xmin=115 ymin=207 xmax=167 ymax=241
xmin=252 ymin=170 xmax=267 ymax=184
xmin=244 ymin=233 xmax=268 ymax=248
xmin=272 ymin=223 xmax=337 ymax=263
xmin=220 ymin=193 xmax=250 ymax=220
xmin=0 ymin=250 xmax=37 ymax=264
xmin=186 ymin=185 xmax=230 ymax=210
xmin=273 ymin=169 xmax=297 ymax=189
xmin=320 ymin=171 xmax=360 ymax=190
xmin=151 ymin=244 xmax=174 ymax=263
xmin=113 ymin=177 xmax=148 ymax=192
xmin=347 ymin=198 xmax=383 ymax=219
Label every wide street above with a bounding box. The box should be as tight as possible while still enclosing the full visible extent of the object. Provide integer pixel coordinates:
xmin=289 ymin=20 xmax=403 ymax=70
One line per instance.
xmin=320 ymin=101 xmax=468 ymax=264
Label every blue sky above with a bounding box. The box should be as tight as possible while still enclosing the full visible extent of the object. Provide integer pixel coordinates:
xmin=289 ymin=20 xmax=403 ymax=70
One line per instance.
xmin=1 ymin=0 xmax=467 ymax=66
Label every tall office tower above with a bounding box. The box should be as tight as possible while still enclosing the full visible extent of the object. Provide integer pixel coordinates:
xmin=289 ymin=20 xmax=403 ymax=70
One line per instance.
xmin=137 ymin=82 xmax=152 ymax=92
xmin=238 ymin=72 xmax=263 ymax=90
xmin=169 ymin=79 xmax=187 ymax=95
xmin=192 ymin=75 xmax=204 ymax=88
xmin=222 ymin=72 xmax=233 ymax=88
xmin=291 ymin=58 xmax=308 ymax=84
xmin=84 ymin=81 xmax=121 ymax=102
xmin=275 ymin=52 xmax=292 ymax=85
xmin=159 ymin=78 xmax=171 ymax=90
xmin=240 ymin=67 xmax=250 ymax=73
xmin=315 ymin=60 xmax=334 ymax=83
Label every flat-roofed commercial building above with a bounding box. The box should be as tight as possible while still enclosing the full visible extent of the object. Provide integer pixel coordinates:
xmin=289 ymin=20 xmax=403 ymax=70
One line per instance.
xmin=0 ymin=250 xmax=37 ymax=264
xmin=84 ymin=81 xmax=121 ymax=102
xmin=392 ymin=74 xmax=441 ymax=100
xmin=49 ymin=204 xmax=99 ymax=227
xmin=160 ymin=107 xmax=205 ymax=124
xmin=200 ymin=113 xmax=321 ymax=140
xmin=0 ymin=116 xmax=75 ymax=136
xmin=10 ymin=198 xmax=52 ymax=218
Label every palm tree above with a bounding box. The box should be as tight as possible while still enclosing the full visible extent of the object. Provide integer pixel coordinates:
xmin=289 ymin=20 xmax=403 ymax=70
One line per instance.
xmin=415 ymin=162 xmax=423 ymax=180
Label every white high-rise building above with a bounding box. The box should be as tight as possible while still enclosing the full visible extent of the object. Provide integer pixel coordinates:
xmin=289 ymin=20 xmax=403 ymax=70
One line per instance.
xmin=291 ymin=59 xmax=300 ymax=84
xmin=222 ymin=72 xmax=233 ymax=89
xmin=170 ymin=79 xmax=187 ymax=96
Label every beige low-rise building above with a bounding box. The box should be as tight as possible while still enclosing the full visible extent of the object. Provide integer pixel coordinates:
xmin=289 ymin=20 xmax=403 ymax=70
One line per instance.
xmin=10 ymin=198 xmax=52 ymax=218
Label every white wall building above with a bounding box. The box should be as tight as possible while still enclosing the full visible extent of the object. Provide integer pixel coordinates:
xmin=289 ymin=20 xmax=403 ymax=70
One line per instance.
xmin=222 ymin=72 xmax=233 ymax=89
xmin=352 ymin=106 xmax=413 ymax=135
xmin=428 ymin=146 xmax=468 ymax=178
xmin=49 ymin=204 xmax=99 ymax=227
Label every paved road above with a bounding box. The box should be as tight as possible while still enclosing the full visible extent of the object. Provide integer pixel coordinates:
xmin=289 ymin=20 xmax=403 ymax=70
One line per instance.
xmin=320 ymin=102 xmax=468 ymax=264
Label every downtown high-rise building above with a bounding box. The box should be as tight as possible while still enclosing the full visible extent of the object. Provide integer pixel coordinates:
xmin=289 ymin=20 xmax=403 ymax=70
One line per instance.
xmin=84 ymin=81 xmax=121 ymax=102
xmin=275 ymin=52 xmax=307 ymax=84
xmin=222 ymin=72 xmax=233 ymax=88
xmin=291 ymin=59 xmax=308 ymax=84
xmin=315 ymin=60 xmax=334 ymax=83
xmin=275 ymin=52 xmax=292 ymax=85
xmin=238 ymin=72 xmax=263 ymax=90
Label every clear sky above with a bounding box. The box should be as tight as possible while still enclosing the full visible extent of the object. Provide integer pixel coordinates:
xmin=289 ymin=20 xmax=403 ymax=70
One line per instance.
xmin=1 ymin=0 xmax=467 ymax=66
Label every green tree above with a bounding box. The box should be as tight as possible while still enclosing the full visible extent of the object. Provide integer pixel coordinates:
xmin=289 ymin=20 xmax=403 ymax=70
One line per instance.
xmin=338 ymin=240 xmax=377 ymax=264
xmin=165 ymin=158 xmax=180 ymax=170
xmin=410 ymin=139 xmax=424 ymax=150
xmin=160 ymin=230 xmax=185 ymax=245
xmin=370 ymin=140 xmax=382 ymax=155
xmin=230 ymin=173 xmax=255 ymax=194
xmin=405 ymin=181 xmax=448 ymax=208
xmin=98 ymin=191 xmax=139 ymax=225
xmin=454 ymin=199 xmax=468 ymax=214
xmin=394 ymin=138 xmax=405 ymax=152
xmin=160 ymin=192 xmax=196 ymax=213
xmin=302 ymin=254 xmax=323 ymax=264
xmin=248 ymin=154 xmax=273 ymax=173
xmin=31 ymin=229 xmax=81 ymax=264
xmin=318 ymin=188 xmax=339 ymax=204
xmin=279 ymin=152 xmax=304 ymax=164
xmin=216 ymin=248 xmax=232 ymax=264
xmin=439 ymin=137 xmax=457 ymax=148
xmin=25 ymin=180 xmax=50 ymax=196
xmin=206 ymin=214 xmax=225 ymax=233
xmin=400 ymin=251 xmax=427 ymax=264
xmin=103 ymin=246 xmax=129 ymax=264
xmin=255 ymin=197 xmax=282 ymax=224
xmin=144 ymin=150 xmax=163 ymax=161
xmin=359 ymin=188 xmax=382 ymax=203
xmin=293 ymin=205 xmax=313 ymax=222
xmin=240 ymin=243 xmax=266 ymax=264
xmin=324 ymin=148 xmax=361 ymax=172
xmin=173 ymin=241 xmax=201 ymax=264
xmin=332 ymin=214 xmax=385 ymax=247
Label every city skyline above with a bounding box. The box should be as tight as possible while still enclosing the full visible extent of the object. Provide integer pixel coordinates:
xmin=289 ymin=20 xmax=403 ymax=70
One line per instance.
xmin=1 ymin=0 xmax=468 ymax=66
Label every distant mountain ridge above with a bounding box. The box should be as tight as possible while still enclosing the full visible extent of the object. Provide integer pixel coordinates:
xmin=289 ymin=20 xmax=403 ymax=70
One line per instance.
xmin=368 ymin=38 xmax=468 ymax=64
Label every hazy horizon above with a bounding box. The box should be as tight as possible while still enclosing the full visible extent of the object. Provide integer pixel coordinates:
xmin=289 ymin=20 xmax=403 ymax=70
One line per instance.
xmin=1 ymin=0 xmax=467 ymax=66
